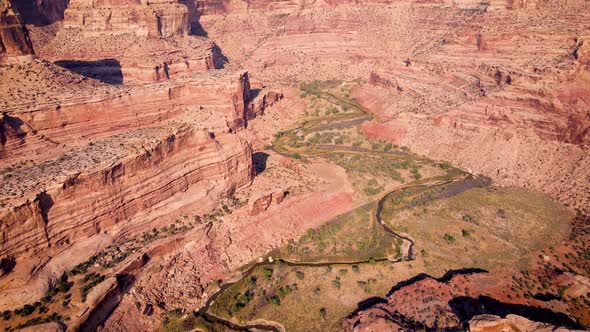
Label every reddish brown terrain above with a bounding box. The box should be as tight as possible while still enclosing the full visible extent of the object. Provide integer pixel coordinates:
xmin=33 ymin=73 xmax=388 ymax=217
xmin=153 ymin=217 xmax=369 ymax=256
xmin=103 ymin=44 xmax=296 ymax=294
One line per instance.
xmin=1 ymin=0 xmax=589 ymax=331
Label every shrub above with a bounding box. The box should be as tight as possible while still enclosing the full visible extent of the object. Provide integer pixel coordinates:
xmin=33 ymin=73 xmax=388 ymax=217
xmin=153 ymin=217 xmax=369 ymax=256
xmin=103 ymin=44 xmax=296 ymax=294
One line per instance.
xmin=80 ymin=273 xmax=106 ymax=302
xmin=277 ymin=286 xmax=291 ymax=298
xmin=443 ymin=233 xmax=456 ymax=244
xmin=439 ymin=162 xmax=452 ymax=169
xmin=18 ymin=304 xmax=36 ymax=317
xmin=296 ymin=271 xmax=305 ymax=280
xmin=384 ymin=143 xmax=393 ymax=151
xmin=268 ymin=296 xmax=281 ymax=306
xmin=462 ymin=229 xmax=472 ymax=237
xmin=263 ymin=268 xmax=274 ymax=280
xmin=319 ymin=307 xmax=327 ymax=319
xmin=462 ymin=214 xmax=479 ymax=225
xmin=332 ymin=279 xmax=341 ymax=289
xmin=352 ymin=265 xmax=360 ymax=273
xmin=2 ymin=310 xmax=12 ymax=320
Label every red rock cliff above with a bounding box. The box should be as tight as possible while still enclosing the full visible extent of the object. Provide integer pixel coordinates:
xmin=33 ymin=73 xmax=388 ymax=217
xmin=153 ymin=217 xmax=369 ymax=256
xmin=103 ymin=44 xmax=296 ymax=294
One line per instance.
xmin=64 ymin=0 xmax=189 ymax=38
xmin=0 ymin=0 xmax=35 ymax=65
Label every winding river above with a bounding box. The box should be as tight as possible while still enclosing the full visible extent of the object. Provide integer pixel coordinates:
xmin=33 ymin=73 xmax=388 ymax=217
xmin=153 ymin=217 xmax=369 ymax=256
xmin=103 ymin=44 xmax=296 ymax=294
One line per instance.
xmin=191 ymin=86 xmax=481 ymax=331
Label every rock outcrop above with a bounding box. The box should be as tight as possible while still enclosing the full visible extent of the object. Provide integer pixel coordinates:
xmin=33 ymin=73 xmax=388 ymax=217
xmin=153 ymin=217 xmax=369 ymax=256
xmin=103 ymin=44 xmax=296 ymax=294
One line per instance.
xmin=0 ymin=125 xmax=252 ymax=259
xmin=34 ymin=0 xmax=227 ymax=84
xmin=0 ymin=64 xmax=254 ymax=161
xmin=469 ymin=314 xmax=586 ymax=332
xmin=39 ymin=34 xmax=226 ymax=83
xmin=193 ymin=0 xmax=590 ymax=211
xmin=11 ymin=0 xmax=68 ymax=25
xmin=0 ymin=125 xmax=253 ymax=308
xmin=64 ymin=0 xmax=189 ymax=38
xmin=340 ymin=271 xmax=587 ymax=331
xmin=0 ymin=0 xmax=35 ymax=65
xmin=249 ymin=190 xmax=287 ymax=215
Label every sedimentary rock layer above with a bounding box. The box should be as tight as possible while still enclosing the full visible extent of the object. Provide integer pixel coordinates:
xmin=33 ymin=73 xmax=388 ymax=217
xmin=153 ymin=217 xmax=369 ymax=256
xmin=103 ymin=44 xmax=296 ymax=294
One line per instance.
xmin=0 ymin=0 xmax=35 ymax=65
xmin=11 ymin=0 xmax=68 ymax=25
xmin=197 ymin=1 xmax=590 ymax=210
xmin=0 ymin=124 xmax=252 ymax=268
xmin=64 ymin=0 xmax=189 ymax=38
xmin=0 ymin=64 xmax=253 ymax=160
xmin=38 ymin=33 xmax=226 ymax=84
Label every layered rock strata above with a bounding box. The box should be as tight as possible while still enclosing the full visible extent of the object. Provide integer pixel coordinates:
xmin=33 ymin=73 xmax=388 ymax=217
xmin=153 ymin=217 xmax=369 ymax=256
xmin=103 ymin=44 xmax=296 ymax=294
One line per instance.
xmin=36 ymin=0 xmax=225 ymax=84
xmin=0 ymin=64 xmax=254 ymax=161
xmin=469 ymin=314 xmax=586 ymax=332
xmin=0 ymin=0 xmax=35 ymax=65
xmin=0 ymin=124 xmax=253 ymax=308
xmin=64 ymin=0 xmax=189 ymax=38
xmin=38 ymin=29 xmax=224 ymax=84
xmin=196 ymin=0 xmax=590 ymax=211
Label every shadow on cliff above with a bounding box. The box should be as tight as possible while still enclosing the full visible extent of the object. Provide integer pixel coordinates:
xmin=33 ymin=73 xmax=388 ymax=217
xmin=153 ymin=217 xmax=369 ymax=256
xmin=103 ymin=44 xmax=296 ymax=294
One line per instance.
xmin=179 ymin=0 xmax=208 ymax=36
xmin=0 ymin=257 xmax=16 ymax=276
xmin=253 ymin=152 xmax=269 ymax=174
xmin=449 ymin=295 xmax=583 ymax=329
xmin=346 ymin=268 xmax=489 ymax=322
xmin=212 ymin=44 xmax=228 ymax=69
xmin=385 ymin=268 xmax=488 ymax=297
xmin=55 ymin=59 xmax=123 ymax=85
xmin=79 ymin=273 xmax=137 ymax=332
xmin=179 ymin=0 xmax=232 ymax=37
xmin=12 ymin=0 xmax=70 ymax=26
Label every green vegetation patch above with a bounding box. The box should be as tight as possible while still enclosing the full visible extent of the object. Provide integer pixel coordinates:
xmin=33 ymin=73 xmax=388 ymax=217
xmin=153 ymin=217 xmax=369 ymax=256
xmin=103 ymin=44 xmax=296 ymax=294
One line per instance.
xmin=383 ymin=186 xmax=572 ymax=275
xmin=275 ymin=204 xmax=400 ymax=263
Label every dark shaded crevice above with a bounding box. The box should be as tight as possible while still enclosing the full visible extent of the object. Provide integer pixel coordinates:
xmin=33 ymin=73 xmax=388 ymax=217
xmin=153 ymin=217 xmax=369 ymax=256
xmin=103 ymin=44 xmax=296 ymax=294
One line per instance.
xmin=54 ymin=59 xmax=123 ymax=85
xmin=36 ymin=191 xmax=54 ymax=248
xmin=449 ymin=295 xmax=583 ymax=329
xmin=11 ymin=0 xmax=69 ymax=26
xmin=253 ymin=152 xmax=269 ymax=174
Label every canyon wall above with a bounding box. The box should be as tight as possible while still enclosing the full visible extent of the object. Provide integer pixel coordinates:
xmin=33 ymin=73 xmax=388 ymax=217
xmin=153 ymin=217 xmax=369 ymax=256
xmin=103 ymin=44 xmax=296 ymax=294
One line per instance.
xmin=37 ymin=0 xmax=220 ymax=84
xmin=0 ymin=0 xmax=35 ymax=65
xmin=198 ymin=1 xmax=590 ymax=211
xmin=0 ymin=126 xmax=253 ymax=308
xmin=38 ymin=34 xmax=226 ymax=84
xmin=11 ymin=0 xmax=69 ymax=26
xmin=0 ymin=68 xmax=252 ymax=160
xmin=64 ymin=0 xmax=189 ymax=38
xmin=0 ymin=126 xmax=252 ymax=261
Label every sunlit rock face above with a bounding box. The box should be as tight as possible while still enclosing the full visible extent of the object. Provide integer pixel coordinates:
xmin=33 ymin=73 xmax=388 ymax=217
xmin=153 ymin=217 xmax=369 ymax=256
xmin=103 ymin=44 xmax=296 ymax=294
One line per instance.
xmin=0 ymin=0 xmax=35 ymax=65
xmin=63 ymin=0 xmax=189 ymax=38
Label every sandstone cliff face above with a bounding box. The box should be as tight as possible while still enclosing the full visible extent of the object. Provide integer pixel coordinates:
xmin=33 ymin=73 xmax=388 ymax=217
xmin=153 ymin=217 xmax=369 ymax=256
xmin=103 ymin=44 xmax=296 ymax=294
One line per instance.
xmin=37 ymin=0 xmax=221 ymax=84
xmin=34 ymin=0 xmax=221 ymax=84
xmin=0 ymin=0 xmax=35 ymax=65
xmin=11 ymin=0 xmax=68 ymax=26
xmin=469 ymin=314 xmax=585 ymax=332
xmin=38 ymin=34 xmax=225 ymax=84
xmin=0 ymin=126 xmax=252 ymax=260
xmin=0 ymin=66 xmax=253 ymax=161
xmin=0 ymin=125 xmax=253 ymax=307
xmin=64 ymin=0 xmax=189 ymax=38
xmin=196 ymin=1 xmax=590 ymax=211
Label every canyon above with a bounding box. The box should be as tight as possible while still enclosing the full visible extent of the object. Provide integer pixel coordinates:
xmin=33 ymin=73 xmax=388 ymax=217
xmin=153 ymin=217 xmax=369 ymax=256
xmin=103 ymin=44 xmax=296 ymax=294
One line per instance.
xmin=1 ymin=0 xmax=589 ymax=331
